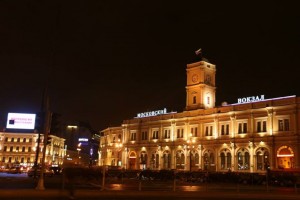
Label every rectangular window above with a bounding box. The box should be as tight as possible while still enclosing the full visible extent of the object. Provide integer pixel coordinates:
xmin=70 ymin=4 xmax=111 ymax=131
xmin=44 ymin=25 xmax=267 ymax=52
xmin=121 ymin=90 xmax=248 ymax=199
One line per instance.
xmin=28 ymin=147 xmax=31 ymax=152
xmin=238 ymin=122 xmax=247 ymax=134
xmin=221 ymin=124 xmax=229 ymax=135
xmin=221 ymin=125 xmax=225 ymax=135
xmin=278 ymin=119 xmax=290 ymax=131
xmin=10 ymin=147 xmax=13 ymax=152
xmin=262 ymin=121 xmax=267 ymax=132
xmin=191 ymin=127 xmax=198 ymax=137
xmin=226 ymin=124 xmax=229 ymax=135
xmin=257 ymin=121 xmax=261 ymax=132
xmin=257 ymin=120 xmax=267 ymax=132
xmin=141 ymin=131 xmax=148 ymax=140
xmin=22 ymin=147 xmax=25 ymax=152
xmin=164 ymin=130 xmax=170 ymax=139
xmin=278 ymin=120 xmax=283 ymax=131
xmin=4 ymin=146 xmax=7 ymax=152
xmin=205 ymin=125 xmax=213 ymax=136
xmin=243 ymin=123 xmax=247 ymax=133
xmin=2 ymin=157 xmax=5 ymax=162
xmin=130 ymin=132 xmax=136 ymax=141
xmin=209 ymin=126 xmax=213 ymax=136
xmin=284 ymin=119 xmax=289 ymax=131
xmin=177 ymin=128 xmax=183 ymax=138
xmin=193 ymin=96 xmax=196 ymax=104
xmin=152 ymin=130 xmax=159 ymax=139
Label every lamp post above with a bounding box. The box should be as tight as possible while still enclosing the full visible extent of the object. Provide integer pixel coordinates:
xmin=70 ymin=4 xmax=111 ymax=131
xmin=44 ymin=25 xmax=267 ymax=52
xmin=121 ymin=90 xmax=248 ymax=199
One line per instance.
xmin=187 ymin=133 xmax=194 ymax=172
xmin=77 ymin=143 xmax=81 ymax=165
xmin=115 ymin=139 xmax=123 ymax=167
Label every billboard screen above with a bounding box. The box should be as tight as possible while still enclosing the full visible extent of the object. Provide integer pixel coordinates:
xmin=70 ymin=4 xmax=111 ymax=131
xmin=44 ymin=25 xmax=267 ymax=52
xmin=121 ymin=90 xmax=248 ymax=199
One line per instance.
xmin=6 ymin=113 xmax=36 ymax=130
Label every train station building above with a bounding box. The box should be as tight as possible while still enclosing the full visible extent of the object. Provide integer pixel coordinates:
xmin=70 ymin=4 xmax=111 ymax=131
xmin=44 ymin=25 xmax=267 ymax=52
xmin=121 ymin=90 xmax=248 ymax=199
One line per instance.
xmin=99 ymin=56 xmax=300 ymax=173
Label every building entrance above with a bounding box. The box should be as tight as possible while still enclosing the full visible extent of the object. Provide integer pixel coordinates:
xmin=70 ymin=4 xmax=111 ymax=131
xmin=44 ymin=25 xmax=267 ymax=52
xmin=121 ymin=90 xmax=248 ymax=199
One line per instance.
xmin=277 ymin=146 xmax=294 ymax=169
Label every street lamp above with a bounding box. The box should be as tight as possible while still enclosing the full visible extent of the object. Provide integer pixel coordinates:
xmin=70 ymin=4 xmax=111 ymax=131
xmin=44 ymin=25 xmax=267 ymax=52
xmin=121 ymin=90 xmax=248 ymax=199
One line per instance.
xmin=77 ymin=143 xmax=81 ymax=165
xmin=187 ymin=133 xmax=194 ymax=171
xmin=115 ymin=139 xmax=123 ymax=167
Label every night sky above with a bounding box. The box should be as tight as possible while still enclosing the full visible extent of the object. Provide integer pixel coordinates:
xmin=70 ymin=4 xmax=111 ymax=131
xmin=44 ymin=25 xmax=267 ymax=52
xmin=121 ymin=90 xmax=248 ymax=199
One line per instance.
xmin=0 ymin=0 xmax=299 ymax=131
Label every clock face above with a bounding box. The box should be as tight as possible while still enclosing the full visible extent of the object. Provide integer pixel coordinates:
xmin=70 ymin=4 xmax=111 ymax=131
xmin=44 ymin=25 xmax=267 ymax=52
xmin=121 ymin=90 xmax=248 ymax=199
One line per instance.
xmin=192 ymin=74 xmax=198 ymax=83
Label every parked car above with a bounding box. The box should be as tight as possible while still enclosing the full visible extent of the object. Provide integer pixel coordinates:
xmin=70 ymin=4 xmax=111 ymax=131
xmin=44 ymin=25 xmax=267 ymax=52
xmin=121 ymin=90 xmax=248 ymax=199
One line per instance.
xmin=50 ymin=166 xmax=62 ymax=175
xmin=7 ymin=167 xmax=22 ymax=174
xmin=27 ymin=167 xmax=54 ymax=177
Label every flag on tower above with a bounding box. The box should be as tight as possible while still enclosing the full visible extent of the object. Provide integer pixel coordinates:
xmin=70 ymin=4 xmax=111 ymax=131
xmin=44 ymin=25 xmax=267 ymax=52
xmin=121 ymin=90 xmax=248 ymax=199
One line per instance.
xmin=195 ymin=48 xmax=202 ymax=55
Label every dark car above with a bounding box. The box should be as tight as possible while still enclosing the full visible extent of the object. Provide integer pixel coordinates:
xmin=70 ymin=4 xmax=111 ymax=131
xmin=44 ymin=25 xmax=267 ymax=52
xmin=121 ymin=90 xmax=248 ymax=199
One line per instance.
xmin=50 ymin=166 xmax=62 ymax=175
xmin=7 ymin=167 xmax=22 ymax=174
xmin=27 ymin=167 xmax=54 ymax=177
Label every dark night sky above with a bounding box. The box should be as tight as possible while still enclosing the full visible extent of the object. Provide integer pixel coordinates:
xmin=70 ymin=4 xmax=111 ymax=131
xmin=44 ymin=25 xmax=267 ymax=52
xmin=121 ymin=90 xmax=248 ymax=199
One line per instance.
xmin=0 ymin=0 xmax=299 ymax=131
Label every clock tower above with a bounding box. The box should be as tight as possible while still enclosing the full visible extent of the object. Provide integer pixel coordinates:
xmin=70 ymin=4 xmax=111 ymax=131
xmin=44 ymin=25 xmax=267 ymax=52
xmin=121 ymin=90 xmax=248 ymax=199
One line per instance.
xmin=185 ymin=59 xmax=216 ymax=110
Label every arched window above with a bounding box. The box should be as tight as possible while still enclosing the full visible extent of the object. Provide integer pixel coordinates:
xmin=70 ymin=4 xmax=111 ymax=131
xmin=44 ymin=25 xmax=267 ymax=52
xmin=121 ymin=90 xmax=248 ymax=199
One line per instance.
xmin=256 ymin=148 xmax=270 ymax=170
xmin=151 ymin=152 xmax=159 ymax=169
xmin=203 ymin=151 xmax=214 ymax=171
xmin=226 ymin=152 xmax=232 ymax=169
xmin=220 ymin=150 xmax=231 ymax=170
xmin=163 ymin=150 xmax=171 ymax=169
xmin=193 ymin=96 xmax=197 ymax=104
xmin=176 ymin=150 xmax=185 ymax=170
xmin=220 ymin=153 xmax=225 ymax=170
xmin=237 ymin=149 xmax=250 ymax=170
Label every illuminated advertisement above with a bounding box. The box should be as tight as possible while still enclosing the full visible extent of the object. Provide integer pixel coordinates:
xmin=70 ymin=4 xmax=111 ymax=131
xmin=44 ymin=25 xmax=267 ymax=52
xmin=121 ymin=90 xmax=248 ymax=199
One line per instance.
xmin=6 ymin=113 xmax=36 ymax=130
xmin=78 ymin=138 xmax=89 ymax=146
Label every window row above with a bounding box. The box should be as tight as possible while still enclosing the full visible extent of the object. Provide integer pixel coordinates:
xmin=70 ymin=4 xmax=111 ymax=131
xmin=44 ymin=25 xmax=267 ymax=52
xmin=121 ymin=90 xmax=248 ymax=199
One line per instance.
xmin=3 ymin=138 xmax=34 ymax=143
xmin=128 ymin=119 xmax=290 ymax=141
xmin=2 ymin=156 xmax=32 ymax=163
xmin=2 ymin=146 xmax=32 ymax=152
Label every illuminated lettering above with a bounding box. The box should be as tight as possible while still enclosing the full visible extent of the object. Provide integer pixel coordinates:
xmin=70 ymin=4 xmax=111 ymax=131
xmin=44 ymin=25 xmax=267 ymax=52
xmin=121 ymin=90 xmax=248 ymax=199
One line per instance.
xmin=136 ymin=108 xmax=170 ymax=118
xmin=237 ymin=95 xmax=265 ymax=104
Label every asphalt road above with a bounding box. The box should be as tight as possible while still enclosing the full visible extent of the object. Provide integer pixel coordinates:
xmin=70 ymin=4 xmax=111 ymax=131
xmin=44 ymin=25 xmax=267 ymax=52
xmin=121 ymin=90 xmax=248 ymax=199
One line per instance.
xmin=0 ymin=172 xmax=299 ymax=200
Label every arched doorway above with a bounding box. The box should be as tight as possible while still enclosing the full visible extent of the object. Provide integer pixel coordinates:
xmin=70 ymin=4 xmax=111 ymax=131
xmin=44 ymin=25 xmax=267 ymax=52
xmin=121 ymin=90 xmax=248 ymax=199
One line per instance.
xmin=150 ymin=151 xmax=159 ymax=170
xmin=162 ymin=150 xmax=171 ymax=169
xmin=277 ymin=146 xmax=294 ymax=169
xmin=140 ymin=151 xmax=147 ymax=170
xmin=256 ymin=147 xmax=269 ymax=171
xmin=190 ymin=149 xmax=199 ymax=171
xmin=176 ymin=150 xmax=185 ymax=170
xmin=237 ymin=149 xmax=250 ymax=170
xmin=129 ymin=151 xmax=136 ymax=170
xmin=203 ymin=150 xmax=215 ymax=171
xmin=219 ymin=149 xmax=231 ymax=170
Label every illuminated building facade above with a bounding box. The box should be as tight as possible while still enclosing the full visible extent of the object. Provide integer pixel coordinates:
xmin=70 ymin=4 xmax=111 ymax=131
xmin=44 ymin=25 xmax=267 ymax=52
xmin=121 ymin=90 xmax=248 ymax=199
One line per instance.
xmin=0 ymin=131 xmax=66 ymax=169
xmin=99 ymin=59 xmax=300 ymax=173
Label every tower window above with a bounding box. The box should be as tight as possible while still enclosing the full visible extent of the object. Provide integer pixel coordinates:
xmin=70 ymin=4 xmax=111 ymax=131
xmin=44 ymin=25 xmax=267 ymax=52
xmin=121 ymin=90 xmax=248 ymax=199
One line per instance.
xmin=207 ymin=96 xmax=210 ymax=105
xmin=193 ymin=96 xmax=197 ymax=104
